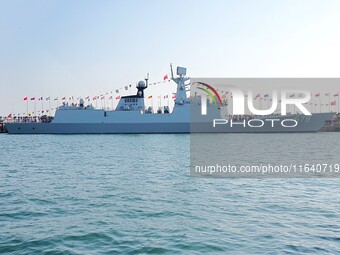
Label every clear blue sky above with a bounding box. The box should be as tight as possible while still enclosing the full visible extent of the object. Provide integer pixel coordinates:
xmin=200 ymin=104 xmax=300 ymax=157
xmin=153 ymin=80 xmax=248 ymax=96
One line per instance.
xmin=1 ymin=0 xmax=340 ymax=116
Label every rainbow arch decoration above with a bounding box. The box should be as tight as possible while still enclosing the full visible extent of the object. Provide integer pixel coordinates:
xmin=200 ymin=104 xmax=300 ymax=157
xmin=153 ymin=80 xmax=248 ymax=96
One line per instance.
xmin=193 ymin=82 xmax=223 ymax=106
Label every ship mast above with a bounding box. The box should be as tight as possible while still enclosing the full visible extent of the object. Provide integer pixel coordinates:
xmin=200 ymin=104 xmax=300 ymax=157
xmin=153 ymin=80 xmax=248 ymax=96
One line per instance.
xmin=145 ymin=73 xmax=149 ymax=87
xmin=170 ymin=64 xmax=189 ymax=105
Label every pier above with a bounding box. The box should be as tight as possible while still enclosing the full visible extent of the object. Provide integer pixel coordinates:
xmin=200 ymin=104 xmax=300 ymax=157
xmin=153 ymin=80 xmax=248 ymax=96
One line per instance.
xmin=321 ymin=113 xmax=340 ymax=132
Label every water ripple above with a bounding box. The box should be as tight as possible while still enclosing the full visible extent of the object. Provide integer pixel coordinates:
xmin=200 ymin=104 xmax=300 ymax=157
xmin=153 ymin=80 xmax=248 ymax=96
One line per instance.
xmin=0 ymin=134 xmax=340 ymax=254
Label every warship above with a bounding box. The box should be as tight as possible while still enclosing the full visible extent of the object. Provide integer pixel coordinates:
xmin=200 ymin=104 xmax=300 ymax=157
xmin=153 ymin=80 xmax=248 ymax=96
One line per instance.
xmin=5 ymin=66 xmax=334 ymax=134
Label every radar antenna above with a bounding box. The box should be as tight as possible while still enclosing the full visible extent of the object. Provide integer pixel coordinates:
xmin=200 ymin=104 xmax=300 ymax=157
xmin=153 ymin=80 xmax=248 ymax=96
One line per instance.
xmin=145 ymin=73 xmax=149 ymax=87
xmin=170 ymin=63 xmax=174 ymax=79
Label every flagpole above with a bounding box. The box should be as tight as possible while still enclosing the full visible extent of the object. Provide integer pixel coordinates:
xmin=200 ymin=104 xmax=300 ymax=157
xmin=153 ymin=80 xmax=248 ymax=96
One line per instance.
xmin=319 ymin=96 xmax=321 ymax=113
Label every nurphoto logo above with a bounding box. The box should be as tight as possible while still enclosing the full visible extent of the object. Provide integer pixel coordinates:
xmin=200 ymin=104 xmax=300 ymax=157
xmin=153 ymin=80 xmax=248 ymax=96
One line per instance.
xmin=194 ymin=82 xmax=311 ymax=116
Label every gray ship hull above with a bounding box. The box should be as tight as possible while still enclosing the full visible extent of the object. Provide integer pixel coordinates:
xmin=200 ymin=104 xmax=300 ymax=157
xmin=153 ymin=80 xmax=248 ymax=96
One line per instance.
xmin=5 ymin=122 xmax=189 ymax=134
xmin=5 ymin=113 xmax=334 ymax=134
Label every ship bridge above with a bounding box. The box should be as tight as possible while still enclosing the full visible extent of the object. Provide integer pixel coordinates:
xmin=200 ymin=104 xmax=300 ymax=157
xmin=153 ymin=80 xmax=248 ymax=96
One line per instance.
xmin=116 ymin=80 xmax=147 ymax=112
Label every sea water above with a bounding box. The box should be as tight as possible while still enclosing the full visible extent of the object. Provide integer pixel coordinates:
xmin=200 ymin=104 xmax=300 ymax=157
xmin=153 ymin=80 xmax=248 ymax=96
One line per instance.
xmin=0 ymin=134 xmax=339 ymax=254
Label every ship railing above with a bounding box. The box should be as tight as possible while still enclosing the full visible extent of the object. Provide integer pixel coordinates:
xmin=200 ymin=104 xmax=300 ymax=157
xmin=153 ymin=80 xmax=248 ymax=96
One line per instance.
xmin=5 ymin=116 xmax=54 ymax=123
xmin=226 ymin=114 xmax=278 ymax=121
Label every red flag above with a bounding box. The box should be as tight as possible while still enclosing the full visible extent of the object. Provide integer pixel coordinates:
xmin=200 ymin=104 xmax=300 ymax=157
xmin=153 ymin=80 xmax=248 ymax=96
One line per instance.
xmin=116 ymin=96 xmax=121 ymax=100
xmin=23 ymin=97 xmax=28 ymax=101
xmin=172 ymin=95 xmax=176 ymax=99
xmin=254 ymin=93 xmax=260 ymax=99
xmin=163 ymin=74 xmax=168 ymax=80
xmin=331 ymin=101 xmax=336 ymax=106
xmin=62 ymin=97 xmax=66 ymax=100
xmin=93 ymin=96 xmax=97 ymax=101
xmin=7 ymin=113 xmax=12 ymax=118
xmin=334 ymin=93 xmax=339 ymax=97
xmin=148 ymin=95 xmax=152 ymax=99
xmin=315 ymin=93 xmax=320 ymax=97
xmin=30 ymin=97 xmax=35 ymax=100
